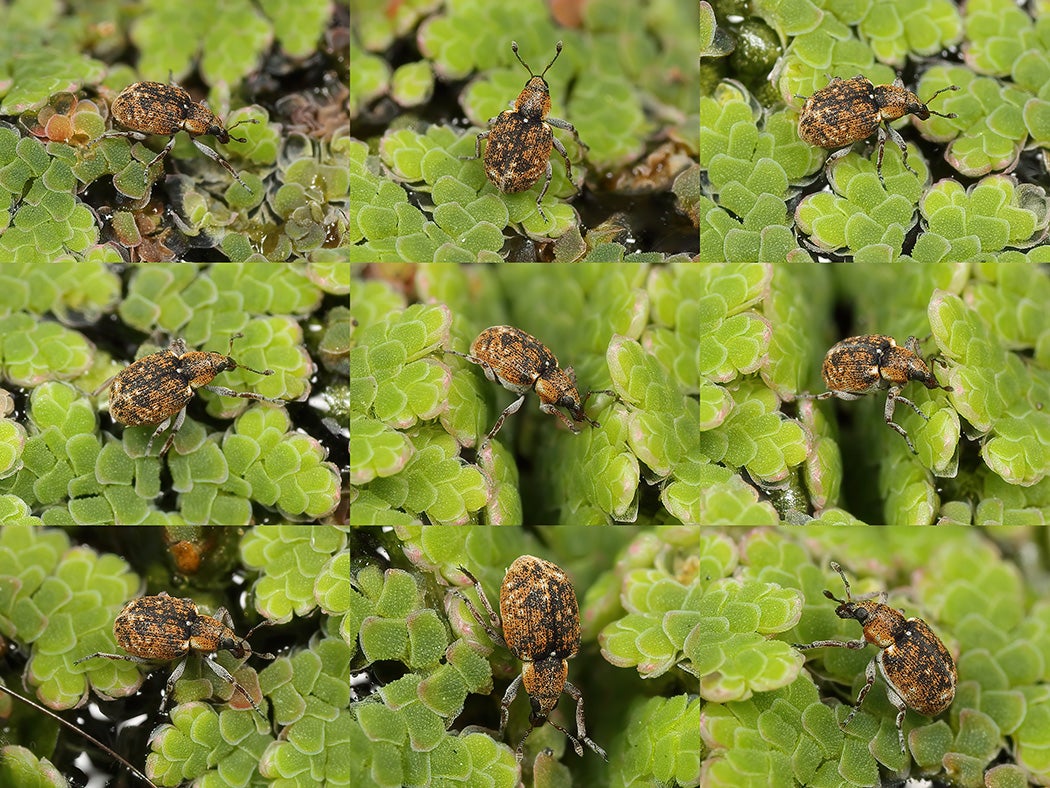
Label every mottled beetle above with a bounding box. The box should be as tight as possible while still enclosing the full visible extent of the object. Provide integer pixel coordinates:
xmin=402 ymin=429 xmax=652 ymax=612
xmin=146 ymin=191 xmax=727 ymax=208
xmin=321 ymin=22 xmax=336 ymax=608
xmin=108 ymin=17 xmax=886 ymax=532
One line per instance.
xmin=94 ymin=79 xmax=259 ymax=192
xmin=802 ymin=334 xmax=951 ymax=454
xmin=94 ymin=333 xmax=286 ymax=457
xmin=796 ymin=75 xmax=958 ymax=185
xmin=461 ymin=41 xmax=587 ymax=222
xmin=74 ymin=592 xmax=275 ymax=717
xmin=445 ymin=325 xmax=613 ymax=448
xmin=452 ymin=555 xmax=607 ymax=761
xmin=793 ymin=562 xmax=956 ymax=754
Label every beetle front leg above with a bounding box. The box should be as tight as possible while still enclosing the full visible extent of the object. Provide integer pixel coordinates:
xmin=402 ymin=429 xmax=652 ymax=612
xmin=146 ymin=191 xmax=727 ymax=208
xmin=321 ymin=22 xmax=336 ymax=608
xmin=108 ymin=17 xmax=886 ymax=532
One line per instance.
xmin=190 ymin=137 xmax=254 ymax=192
xmin=201 ymin=655 xmax=266 ymax=717
xmin=202 ymin=384 xmax=285 ymax=404
xmin=792 ymin=637 xmax=868 ymax=650
xmin=539 ymin=402 xmax=580 ymax=433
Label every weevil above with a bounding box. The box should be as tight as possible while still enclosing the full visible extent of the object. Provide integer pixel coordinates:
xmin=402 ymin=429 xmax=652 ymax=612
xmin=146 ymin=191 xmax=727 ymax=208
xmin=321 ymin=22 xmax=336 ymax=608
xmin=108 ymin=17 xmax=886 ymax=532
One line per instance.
xmin=802 ymin=334 xmax=951 ymax=454
xmin=796 ymin=75 xmax=958 ymax=185
xmin=93 ymin=79 xmax=259 ymax=193
xmin=94 ymin=332 xmax=286 ymax=457
xmin=793 ymin=562 xmax=956 ymax=754
xmin=74 ymin=591 xmax=276 ymax=717
xmin=452 ymin=556 xmax=607 ymax=761
xmin=445 ymin=325 xmax=613 ymax=448
xmin=461 ymin=41 xmax=587 ymax=223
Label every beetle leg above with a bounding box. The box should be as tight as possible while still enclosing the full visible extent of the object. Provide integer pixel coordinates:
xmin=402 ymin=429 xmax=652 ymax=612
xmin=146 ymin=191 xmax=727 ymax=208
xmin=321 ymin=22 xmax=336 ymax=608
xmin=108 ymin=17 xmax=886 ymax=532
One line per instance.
xmin=161 ymin=655 xmax=189 ymax=711
xmin=885 ymin=389 xmax=921 ymax=453
xmin=482 ymin=394 xmax=525 ymax=447
xmin=822 ymin=145 xmax=853 ymax=179
xmin=545 ymin=115 xmax=587 ymax=151
xmin=534 ymin=159 xmax=553 ymax=222
xmin=145 ymin=413 xmax=175 ymax=456
xmin=550 ymin=134 xmax=575 ymax=191
xmin=201 ymin=384 xmax=285 ymax=404
xmin=212 ymin=607 xmax=234 ymax=629
xmin=500 ymin=673 xmax=522 ymax=737
xmin=149 ymin=407 xmax=186 ymax=457
xmin=92 ymin=373 xmax=118 ymax=397
xmin=459 ymin=130 xmax=489 ymax=161
xmin=842 ymin=656 xmax=879 ymax=729
xmin=890 ymin=392 xmax=928 ymax=421
xmin=542 ymin=715 xmax=584 ymax=757
xmin=451 ymin=568 xmax=506 ymax=649
xmin=539 ymin=402 xmax=580 ymax=433
xmin=189 ymin=137 xmax=254 ymax=193
xmin=564 ymin=681 xmax=608 ymax=761
xmin=143 ymin=134 xmax=178 ymax=178
xmin=792 ymin=637 xmax=868 ymax=650
xmin=882 ymin=678 xmax=909 ymax=753
xmin=200 ymin=655 xmax=266 ymax=717
xmin=73 ymin=652 xmax=153 ymax=665
xmin=445 ymin=349 xmax=491 ymax=379
xmin=577 ymin=388 xmax=616 ymax=429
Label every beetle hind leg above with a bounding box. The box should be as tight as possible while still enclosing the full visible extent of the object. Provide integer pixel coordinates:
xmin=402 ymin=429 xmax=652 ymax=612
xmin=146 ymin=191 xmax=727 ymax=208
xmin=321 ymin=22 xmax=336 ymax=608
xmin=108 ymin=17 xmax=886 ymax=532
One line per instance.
xmin=841 ymin=656 xmax=879 ymax=729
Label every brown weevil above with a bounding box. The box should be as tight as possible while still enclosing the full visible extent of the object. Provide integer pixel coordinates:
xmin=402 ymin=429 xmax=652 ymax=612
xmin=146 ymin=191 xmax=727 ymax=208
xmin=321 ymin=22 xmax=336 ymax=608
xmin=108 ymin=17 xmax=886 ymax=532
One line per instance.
xmin=803 ymin=334 xmax=951 ymax=454
xmin=94 ymin=79 xmax=259 ymax=193
xmin=95 ymin=332 xmax=286 ymax=457
xmin=461 ymin=41 xmax=587 ymax=223
xmin=793 ymin=562 xmax=956 ymax=754
xmin=796 ymin=75 xmax=959 ymax=185
xmin=445 ymin=325 xmax=613 ymax=448
xmin=452 ymin=556 xmax=607 ymax=761
xmin=74 ymin=591 xmax=276 ymax=717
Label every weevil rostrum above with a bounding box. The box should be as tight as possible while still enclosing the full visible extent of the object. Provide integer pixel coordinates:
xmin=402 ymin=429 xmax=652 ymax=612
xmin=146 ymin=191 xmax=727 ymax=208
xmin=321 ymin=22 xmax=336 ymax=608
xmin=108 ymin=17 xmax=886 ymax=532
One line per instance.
xmin=94 ymin=333 xmax=287 ymax=457
xmin=802 ymin=334 xmax=951 ymax=454
xmin=452 ymin=555 xmax=607 ymax=761
xmin=796 ymin=75 xmax=958 ymax=185
xmin=793 ymin=562 xmax=956 ymax=754
xmin=74 ymin=591 xmax=276 ymax=717
xmin=92 ymin=79 xmax=259 ymax=193
xmin=461 ymin=41 xmax=587 ymax=223
xmin=445 ymin=325 xmax=614 ymax=449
